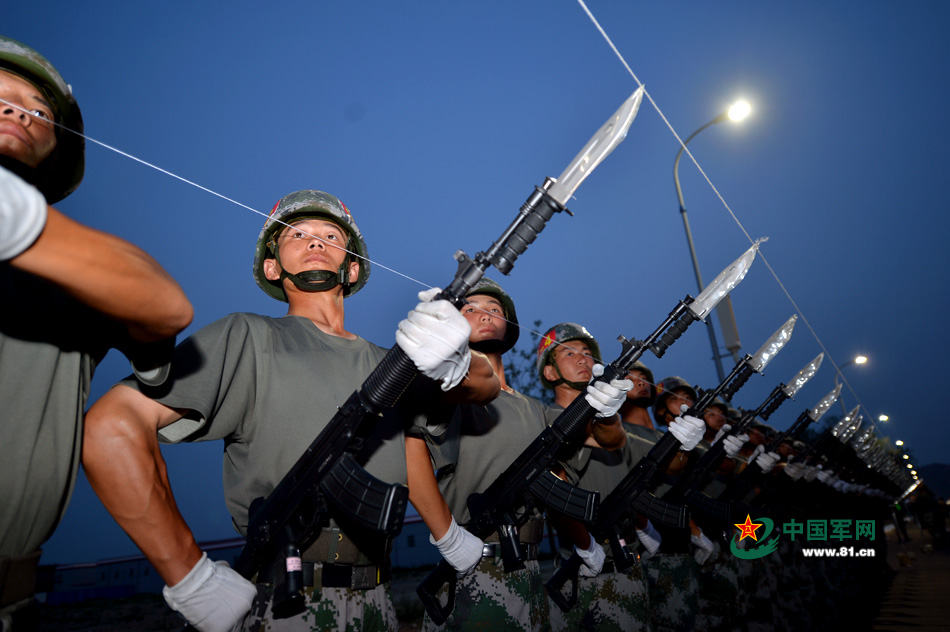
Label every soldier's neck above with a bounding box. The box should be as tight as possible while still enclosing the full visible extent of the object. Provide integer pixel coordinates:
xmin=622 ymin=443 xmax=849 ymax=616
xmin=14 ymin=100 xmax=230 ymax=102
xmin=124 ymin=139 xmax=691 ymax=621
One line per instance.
xmin=286 ymin=290 xmax=353 ymax=339
xmin=620 ymin=403 xmax=654 ymax=429
xmin=483 ymin=352 xmax=512 ymax=392
xmin=554 ymin=385 xmax=583 ymax=408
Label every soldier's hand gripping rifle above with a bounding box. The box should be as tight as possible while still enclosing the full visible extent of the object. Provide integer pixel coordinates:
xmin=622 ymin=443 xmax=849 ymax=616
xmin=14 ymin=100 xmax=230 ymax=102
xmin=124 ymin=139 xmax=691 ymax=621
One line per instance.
xmin=722 ymin=383 xmax=841 ymax=503
xmin=653 ymin=317 xmax=800 ymax=524
xmin=412 ymin=87 xmax=646 ymax=625
xmin=234 ymin=86 xmax=646 ymax=620
xmin=675 ymin=352 xmax=823 ymax=520
xmin=545 ymin=243 xmax=760 ymax=612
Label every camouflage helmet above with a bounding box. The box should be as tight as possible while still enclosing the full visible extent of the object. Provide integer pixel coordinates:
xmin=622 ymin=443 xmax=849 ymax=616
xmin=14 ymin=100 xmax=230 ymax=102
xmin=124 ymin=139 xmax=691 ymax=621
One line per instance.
xmin=0 ymin=36 xmax=84 ymax=202
xmin=465 ymin=278 xmax=519 ymax=354
xmin=253 ymin=190 xmax=369 ymax=301
xmin=536 ymin=322 xmax=601 ymax=389
xmin=653 ymin=376 xmax=698 ymax=424
xmin=626 ymin=360 xmax=657 ymax=405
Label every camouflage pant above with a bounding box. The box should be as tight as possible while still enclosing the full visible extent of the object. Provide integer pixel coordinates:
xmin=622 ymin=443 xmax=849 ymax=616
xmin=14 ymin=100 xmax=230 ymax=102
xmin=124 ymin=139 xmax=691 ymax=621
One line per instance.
xmin=694 ymin=552 xmax=740 ymax=632
xmin=641 ymin=553 xmax=699 ymax=632
xmin=548 ymin=561 xmax=652 ymax=632
xmin=239 ymin=581 xmax=397 ymax=631
xmin=736 ymin=555 xmax=779 ymax=632
xmin=422 ymin=557 xmax=549 ymax=632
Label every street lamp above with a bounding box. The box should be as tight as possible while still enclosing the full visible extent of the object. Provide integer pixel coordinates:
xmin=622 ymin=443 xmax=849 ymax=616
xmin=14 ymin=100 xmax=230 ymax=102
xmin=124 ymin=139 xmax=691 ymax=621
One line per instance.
xmin=878 ymin=414 xmax=889 ymax=423
xmin=673 ymin=98 xmax=752 ymax=381
xmin=833 ymin=353 xmax=869 ymax=414
xmin=895 ymin=440 xmax=904 ymax=446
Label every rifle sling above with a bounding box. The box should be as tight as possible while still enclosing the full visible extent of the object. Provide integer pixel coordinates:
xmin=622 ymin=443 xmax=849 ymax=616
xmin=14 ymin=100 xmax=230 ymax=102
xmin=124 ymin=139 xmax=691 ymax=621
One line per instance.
xmin=258 ymin=559 xmax=392 ymax=590
xmin=480 ymin=518 xmax=544 ymax=545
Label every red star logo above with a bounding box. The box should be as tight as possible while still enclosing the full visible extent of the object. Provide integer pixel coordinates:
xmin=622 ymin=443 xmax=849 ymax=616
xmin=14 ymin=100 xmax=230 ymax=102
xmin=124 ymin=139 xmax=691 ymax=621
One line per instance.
xmin=735 ymin=514 xmax=763 ymax=542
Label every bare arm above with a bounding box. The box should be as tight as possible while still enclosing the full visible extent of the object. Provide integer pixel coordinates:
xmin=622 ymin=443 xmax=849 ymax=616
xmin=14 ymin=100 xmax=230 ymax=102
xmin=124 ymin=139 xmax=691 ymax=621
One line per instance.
xmin=586 ymin=416 xmax=626 ymax=450
xmin=405 ymin=435 xmax=453 ymax=540
xmin=11 ymin=207 xmax=193 ymax=341
xmin=83 ymin=384 xmax=202 ymax=585
xmin=442 ymin=350 xmax=500 ymax=405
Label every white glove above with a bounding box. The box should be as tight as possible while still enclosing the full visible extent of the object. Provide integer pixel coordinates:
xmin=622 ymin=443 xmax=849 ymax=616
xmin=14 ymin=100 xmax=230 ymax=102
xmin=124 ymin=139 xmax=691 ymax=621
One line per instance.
xmin=817 ymin=469 xmax=835 ymax=485
xmin=585 ymin=364 xmax=633 ymax=418
xmin=430 ymin=517 xmax=483 ymax=576
xmin=669 ymin=406 xmax=705 ymax=451
xmin=691 ymin=530 xmax=717 ymax=565
xmin=396 ymin=288 xmax=472 ymax=391
xmin=635 ymin=520 xmax=662 ymax=556
xmin=723 ymin=433 xmax=749 ymax=458
xmin=711 ymin=424 xmax=732 ymax=444
xmin=784 ymin=462 xmax=806 ymax=480
xmin=0 ymin=165 xmax=48 ymax=260
xmin=803 ymin=465 xmax=819 ymax=481
xmin=755 ymin=451 xmax=781 ymax=474
xmin=749 ymin=444 xmax=766 ymax=462
xmin=575 ymin=534 xmax=606 ymax=578
xmin=162 ymin=552 xmax=256 ymax=632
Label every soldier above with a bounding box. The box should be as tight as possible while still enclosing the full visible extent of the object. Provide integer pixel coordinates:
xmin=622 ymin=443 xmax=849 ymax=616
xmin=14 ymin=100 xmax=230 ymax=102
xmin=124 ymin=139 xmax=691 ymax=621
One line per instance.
xmin=535 ymin=322 xmax=654 ymax=631
xmin=642 ymin=376 xmax=713 ymax=632
xmin=690 ymin=398 xmax=749 ymax=632
xmin=619 ymin=361 xmax=657 ymax=433
xmin=0 ymin=36 xmax=192 ymax=626
xmin=82 ymin=190 xmax=498 ymax=632
xmin=415 ymin=283 xmax=630 ymax=631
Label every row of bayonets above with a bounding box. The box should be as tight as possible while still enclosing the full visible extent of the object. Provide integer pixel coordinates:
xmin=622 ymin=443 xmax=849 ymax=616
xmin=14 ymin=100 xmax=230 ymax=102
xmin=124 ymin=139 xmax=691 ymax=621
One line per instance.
xmin=231 ymin=86 xmax=905 ymax=622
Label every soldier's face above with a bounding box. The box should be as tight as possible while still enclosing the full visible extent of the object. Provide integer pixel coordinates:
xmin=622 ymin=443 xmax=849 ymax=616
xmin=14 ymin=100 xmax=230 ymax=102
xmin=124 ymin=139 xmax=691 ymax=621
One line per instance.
xmin=626 ymin=370 xmax=652 ymax=400
xmin=551 ymin=340 xmax=595 ymax=384
xmin=703 ymin=407 xmax=727 ymax=431
xmin=0 ymin=70 xmax=56 ymax=168
xmin=462 ymin=294 xmax=507 ymax=344
xmin=263 ymin=218 xmax=357 ymax=283
xmin=665 ymin=388 xmax=694 ymax=418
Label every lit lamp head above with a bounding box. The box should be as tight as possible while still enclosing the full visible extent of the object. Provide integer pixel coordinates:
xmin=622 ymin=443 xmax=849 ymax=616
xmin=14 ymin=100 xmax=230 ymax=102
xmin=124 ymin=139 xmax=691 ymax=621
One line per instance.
xmin=727 ymin=99 xmax=752 ymax=123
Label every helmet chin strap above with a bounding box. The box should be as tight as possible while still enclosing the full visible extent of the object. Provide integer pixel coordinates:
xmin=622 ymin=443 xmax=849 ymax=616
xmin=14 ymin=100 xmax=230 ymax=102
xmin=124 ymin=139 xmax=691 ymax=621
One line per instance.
xmin=469 ymin=339 xmax=508 ymax=354
xmin=273 ymin=245 xmax=353 ymax=295
xmin=547 ymin=362 xmax=588 ymax=392
xmin=0 ymin=154 xmax=44 ymax=193
xmin=626 ymin=396 xmax=654 ymax=408
xmin=282 ymin=267 xmax=350 ymax=293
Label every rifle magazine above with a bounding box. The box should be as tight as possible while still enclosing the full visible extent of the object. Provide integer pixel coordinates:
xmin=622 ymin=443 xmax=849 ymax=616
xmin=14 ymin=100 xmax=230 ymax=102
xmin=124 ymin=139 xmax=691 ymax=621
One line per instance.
xmin=320 ymin=453 xmax=408 ymax=535
xmin=528 ymin=471 xmax=599 ymax=523
xmin=631 ymin=490 xmax=689 ymax=529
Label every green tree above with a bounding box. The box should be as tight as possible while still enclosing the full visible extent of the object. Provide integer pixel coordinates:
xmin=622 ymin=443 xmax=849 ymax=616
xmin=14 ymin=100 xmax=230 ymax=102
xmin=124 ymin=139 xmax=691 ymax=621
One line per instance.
xmin=504 ymin=319 xmax=553 ymax=405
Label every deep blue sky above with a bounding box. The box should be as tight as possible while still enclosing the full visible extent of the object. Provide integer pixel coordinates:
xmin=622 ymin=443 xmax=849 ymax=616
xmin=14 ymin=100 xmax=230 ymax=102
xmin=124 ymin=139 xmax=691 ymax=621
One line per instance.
xmin=7 ymin=1 xmax=948 ymax=564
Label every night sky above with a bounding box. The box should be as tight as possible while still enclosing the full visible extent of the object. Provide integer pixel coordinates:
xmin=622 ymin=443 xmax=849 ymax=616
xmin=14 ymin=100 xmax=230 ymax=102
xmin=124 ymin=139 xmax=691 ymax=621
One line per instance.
xmin=5 ymin=1 xmax=948 ymax=564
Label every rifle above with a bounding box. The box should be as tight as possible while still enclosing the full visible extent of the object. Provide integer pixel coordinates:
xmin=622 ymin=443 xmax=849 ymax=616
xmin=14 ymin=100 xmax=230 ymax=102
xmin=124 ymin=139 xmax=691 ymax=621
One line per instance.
xmin=412 ymin=87 xmax=647 ymax=624
xmin=671 ymin=353 xmax=823 ymax=521
xmin=234 ymin=87 xmax=646 ymax=619
xmin=722 ymin=383 xmax=841 ymax=503
xmin=650 ymin=317 xmax=798 ymax=519
xmin=543 ymin=243 xmax=761 ymax=612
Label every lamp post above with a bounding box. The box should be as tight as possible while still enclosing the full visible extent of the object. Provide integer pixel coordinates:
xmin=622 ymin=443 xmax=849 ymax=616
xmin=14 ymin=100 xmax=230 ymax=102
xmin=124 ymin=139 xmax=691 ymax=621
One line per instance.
xmin=833 ymin=354 xmax=868 ymax=415
xmin=673 ymin=99 xmax=751 ymax=381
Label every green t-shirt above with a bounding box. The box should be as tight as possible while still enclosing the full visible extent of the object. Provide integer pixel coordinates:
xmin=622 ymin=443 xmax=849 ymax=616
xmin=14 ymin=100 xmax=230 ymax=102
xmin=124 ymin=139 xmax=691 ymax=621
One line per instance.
xmin=0 ymin=267 xmax=113 ymax=557
xmin=420 ymin=389 xmax=559 ymax=525
xmin=130 ymin=313 xmax=407 ymax=536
